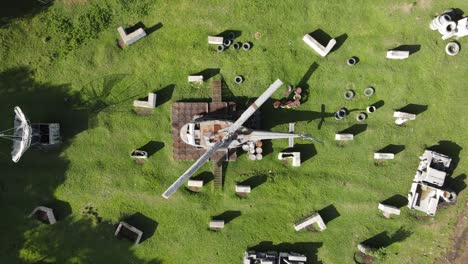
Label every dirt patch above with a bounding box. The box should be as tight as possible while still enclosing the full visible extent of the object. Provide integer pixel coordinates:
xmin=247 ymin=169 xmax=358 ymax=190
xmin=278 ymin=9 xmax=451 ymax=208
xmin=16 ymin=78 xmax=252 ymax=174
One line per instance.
xmin=437 ymin=200 xmax=468 ymax=264
xmin=416 ymin=0 xmax=434 ymax=9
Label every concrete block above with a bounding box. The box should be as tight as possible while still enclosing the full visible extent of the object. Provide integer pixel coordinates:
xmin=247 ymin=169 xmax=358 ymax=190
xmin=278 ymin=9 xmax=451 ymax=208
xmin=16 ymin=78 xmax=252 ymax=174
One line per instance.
xmin=335 ymin=133 xmax=354 ymax=141
xmin=188 ymin=75 xmax=204 ymax=83
xmin=114 ymin=221 xmax=143 ymax=245
xmin=386 ymin=50 xmax=409 ymax=59
xmin=278 ymin=152 xmax=301 ymax=167
xmin=209 ymin=220 xmax=224 ymax=230
xmin=374 ymin=153 xmax=395 ymax=160
xmin=302 ymin=34 xmax=336 ymax=57
xmin=235 ymin=185 xmax=251 ymax=193
xmin=378 ymin=203 xmax=400 ymax=218
xmin=29 ymin=206 xmax=57 ymax=225
xmin=187 ymin=180 xmax=203 ymax=187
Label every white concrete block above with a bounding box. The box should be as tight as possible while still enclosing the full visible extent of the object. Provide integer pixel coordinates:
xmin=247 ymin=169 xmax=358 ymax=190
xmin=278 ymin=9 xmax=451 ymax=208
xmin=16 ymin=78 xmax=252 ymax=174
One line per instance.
xmin=302 ymin=34 xmax=336 ymax=57
xmin=335 ymin=133 xmax=354 ymax=141
xmin=294 ymin=212 xmax=326 ymax=231
xmin=188 ymin=75 xmax=204 ymax=83
xmin=374 ymin=153 xmax=395 ymax=160
xmin=235 ymin=185 xmax=251 ymax=193
xmin=188 ymin=180 xmax=203 ymax=188
xmin=208 ymin=36 xmax=224 ymax=45
xmin=118 ymin=27 xmax=146 ymax=46
xmin=386 ymin=50 xmax=409 ymax=59
xmin=278 ymin=152 xmax=301 ymax=167
xmin=29 ymin=206 xmax=57 ymax=224
xmin=393 ymin=111 xmax=416 ymax=120
xmin=209 ymin=220 xmax=225 ymax=229
xmin=378 ymin=203 xmax=400 ymax=218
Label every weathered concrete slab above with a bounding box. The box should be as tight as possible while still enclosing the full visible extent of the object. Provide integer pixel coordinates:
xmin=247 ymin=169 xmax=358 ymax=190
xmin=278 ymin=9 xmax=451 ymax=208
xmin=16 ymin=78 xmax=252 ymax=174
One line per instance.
xmin=303 ymin=33 xmax=336 ymax=57
xmin=294 ymin=212 xmax=326 ymax=231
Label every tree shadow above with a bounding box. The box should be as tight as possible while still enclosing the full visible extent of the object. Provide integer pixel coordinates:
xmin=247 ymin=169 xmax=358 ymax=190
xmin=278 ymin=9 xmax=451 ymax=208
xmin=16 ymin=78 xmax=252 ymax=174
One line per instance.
xmin=361 ymin=227 xmax=412 ymax=249
xmin=297 ymin=62 xmax=319 ymax=104
xmin=318 ymin=104 xmax=325 ymax=130
xmin=381 ymin=195 xmax=407 ymax=209
xmin=216 ymin=30 xmax=242 ymax=39
xmin=238 ymin=175 xmax=268 ymax=190
xmin=212 ymin=210 xmax=241 ymax=224
xmin=154 ymin=84 xmax=175 ymax=106
xmin=122 ymin=213 xmax=158 ymax=243
xmin=0 ymin=0 xmax=53 ymax=27
xmin=126 ymin=22 xmax=163 ymax=36
xmin=0 ymin=66 xmax=161 ymax=263
xmin=43 ymin=199 xmax=72 ymax=221
xmin=137 ymin=141 xmax=164 ymax=157
xmin=318 ymin=204 xmax=340 ymax=225
xmin=396 ymin=104 xmax=428 ymax=115
xmin=392 ymin=45 xmax=421 ymax=55
xmin=191 ymin=68 xmax=220 ymax=81
xmin=191 ymin=171 xmax=214 ymax=185
xmin=248 ymin=241 xmax=323 ymax=264
xmin=426 ymin=140 xmax=462 ymax=172
xmin=377 ymin=144 xmax=405 ymax=155
xmin=338 ymin=124 xmax=368 ymax=136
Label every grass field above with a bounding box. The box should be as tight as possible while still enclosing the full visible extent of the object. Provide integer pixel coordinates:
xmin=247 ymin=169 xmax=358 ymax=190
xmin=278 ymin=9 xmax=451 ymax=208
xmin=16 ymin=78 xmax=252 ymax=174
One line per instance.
xmin=0 ymin=0 xmax=467 ymax=263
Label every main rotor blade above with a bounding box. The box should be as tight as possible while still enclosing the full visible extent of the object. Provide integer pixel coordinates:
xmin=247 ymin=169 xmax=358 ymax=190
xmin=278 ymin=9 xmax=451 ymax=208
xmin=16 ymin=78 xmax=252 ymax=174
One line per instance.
xmin=162 ymin=140 xmax=230 ymax=199
xmin=228 ymin=79 xmax=283 ymax=133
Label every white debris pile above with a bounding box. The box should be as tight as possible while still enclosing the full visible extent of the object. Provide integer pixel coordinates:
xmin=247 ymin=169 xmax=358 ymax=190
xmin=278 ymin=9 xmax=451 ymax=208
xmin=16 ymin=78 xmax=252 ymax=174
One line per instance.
xmin=407 ymin=150 xmax=457 ymax=216
xmin=429 ymin=9 xmax=468 ymax=40
xmin=243 ymin=251 xmax=307 ymax=264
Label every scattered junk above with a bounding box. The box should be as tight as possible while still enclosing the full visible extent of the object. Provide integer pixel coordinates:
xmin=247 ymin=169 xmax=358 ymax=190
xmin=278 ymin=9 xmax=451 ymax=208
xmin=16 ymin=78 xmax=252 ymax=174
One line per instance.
xmin=334 ymin=107 xmax=348 ymax=120
xmin=302 ymin=31 xmax=337 ymax=57
xmin=234 ymin=75 xmax=244 ymax=84
xmin=407 ymin=150 xmax=457 ymax=216
xmin=378 ymin=203 xmax=400 ymax=218
xmin=163 ymin=79 xmax=321 ymax=199
xmin=209 ymin=220 xmax=225 ymax=231
xmin=243 ymin=251 xmax=307 ymax=264
xmin=208 ymin=36 xmax=224 ymax=45
xmin=294 ymin=212 xmax=327 ymax=231
xmin=347 ymin=57 xmax=358 ymax=66
xmin=131 ymin=150 xmax=148 ymax=164
xmin=445 ymin=41 xmax=460 ymax=56
xmin=429 ymin=9 xmax=468 ymax=40
xmin=364 ymin=86 xmax=375 ymax=97
xmin=278 ymin=152 xmax=301 ymax=167
xmin=344 ymin=89 xmax=355 ymax=100
xmin=114 ymin=221 xmax=143 ymax=245
xmin=335 ymin=133 xmax=354 ymax=141
xmin=29 ymin=206 xmax=57 ymax=225
xmin=393 ymin=111 xmax=416 ymax=125
xmin=243 ymin=141 xmax=264 ymax=161
xmin=133 ymin=93 xmax=157 ymax=109
xmin=386 ymin=50 xmax=410 ymax=60
xmin=366 ymin=105 xmax=376 ymax=113
xmin=0 ymin=107 xmax=61 ymax=163
xmin=356 ymin=112 xmax=367 ymax=122
xmin=273 ymin=85 xmax=302 ymax=109
xmin=187 ymin=180 xmax=203 ymax=192
xmin=117 ymin=26 xmax=146 ymax=47
xmin=235 ymin=185 xmax=251 ymax=198
xmin=374 ymin=153 xmax=395 ymax=160
xmin=188 ymin=75 xmax=204 ymax=83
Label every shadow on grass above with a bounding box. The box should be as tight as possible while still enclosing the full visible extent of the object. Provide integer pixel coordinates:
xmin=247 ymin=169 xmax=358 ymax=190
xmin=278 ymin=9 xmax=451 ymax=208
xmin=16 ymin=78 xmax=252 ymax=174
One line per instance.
xmin=288 ymin=144 xmax=317 ymax=163
xmin=0 ymin=0 xmax=53 ymax=27
xmin=191 ymin=68 xmax=220 ymax=81
xmin=192 ymin=171 xmax=214 ymax=185
xmin=0 ymin=66 xmax=161 ymax=263
xmin=248 ymin=241 xmax=323 ymax=264
xmin=372 ymin=100 xmax=385 ymax=110
xmin=212 ymin=210 xmax=241 ymax=224
xmin=391 ymin=45 xmax=421 ymax=55
xmin=216 ymin=30 xmax=242 ymax=39
xmin=361 ymin=227 xmax=412 ymax=249
xmin=155 ymin=84 xmax=175 ymax=106
xmin=238 ymin=175 xmax=267 ymax=190
xmin=125 ymin=22 xmax=163 ymax=36
xmin=426 ymin=140 xmax=462 ymax=173
xmin=297 ymin=62 xmax=319 ymax=104
xmin=122 ymin=213 xmax=158 ymax=243
xmin=381 ymin=195 xmax=407 ymax=209
xmin=138 ymin=141 xmax=164 ymax=157
xmin=318 ymin=204 xmax=340 ymax=224
xmin=446 ymin=174 xmax=467 ymax=195
xmin=396 ymin=104 xmax=428 ymax=115
xmin=338 ymin=124 xmax=368 ymax=136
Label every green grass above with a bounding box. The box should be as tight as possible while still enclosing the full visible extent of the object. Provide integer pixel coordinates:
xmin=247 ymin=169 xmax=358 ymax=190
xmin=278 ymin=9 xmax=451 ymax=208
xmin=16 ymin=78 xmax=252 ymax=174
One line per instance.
xmin=0 ymin=0 xmax=467 ymax=263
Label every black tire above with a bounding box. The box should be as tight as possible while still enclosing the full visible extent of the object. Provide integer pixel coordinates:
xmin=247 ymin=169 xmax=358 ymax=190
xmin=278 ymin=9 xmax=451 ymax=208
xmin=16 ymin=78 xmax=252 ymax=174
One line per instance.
xmin=344 ymin=90 xmax=355 ymax=100
xmin=217 ymin=45 xmax=225 ymax=52
xmin=242 ymin=42 xmax=252 ymax=51
xmin=356 ymin=112 xmax=367 ymax=122
xmin=364 ymin=86 xmax=375 ymax=97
